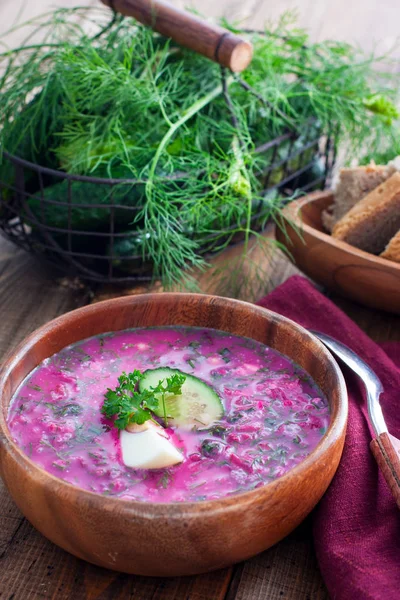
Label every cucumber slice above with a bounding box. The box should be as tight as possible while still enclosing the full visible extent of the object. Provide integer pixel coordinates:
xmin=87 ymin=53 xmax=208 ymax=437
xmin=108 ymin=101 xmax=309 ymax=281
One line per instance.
xmin=139 ymin=367 xmax=224 ymax=428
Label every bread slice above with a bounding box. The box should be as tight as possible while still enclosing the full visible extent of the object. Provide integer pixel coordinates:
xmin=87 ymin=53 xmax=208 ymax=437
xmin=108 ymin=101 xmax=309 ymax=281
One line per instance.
xmin=322 ymin=163 xmax=390 ymax=232
xmin=380 ymin=229 xmax=400 ymax=263
xmin=331 ymin=172 xmax=400 ymax=254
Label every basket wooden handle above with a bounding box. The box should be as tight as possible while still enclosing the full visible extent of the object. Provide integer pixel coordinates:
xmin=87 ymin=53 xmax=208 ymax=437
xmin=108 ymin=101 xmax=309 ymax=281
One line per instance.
xmin=100 ymin=0 xmax=253 ymax=72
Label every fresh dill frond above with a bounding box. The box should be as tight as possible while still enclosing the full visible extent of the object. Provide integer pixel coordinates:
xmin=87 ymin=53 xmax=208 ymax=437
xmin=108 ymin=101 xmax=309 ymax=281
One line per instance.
xmin=0 ymin=8 xmax=398 ymax=290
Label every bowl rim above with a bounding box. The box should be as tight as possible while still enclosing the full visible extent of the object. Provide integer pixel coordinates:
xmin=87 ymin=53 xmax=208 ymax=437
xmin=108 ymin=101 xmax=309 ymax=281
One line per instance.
xmin=0 ymin=292 xmax=348 ymax=517
xmin=284 ymin=192 xmax=400 ymax=271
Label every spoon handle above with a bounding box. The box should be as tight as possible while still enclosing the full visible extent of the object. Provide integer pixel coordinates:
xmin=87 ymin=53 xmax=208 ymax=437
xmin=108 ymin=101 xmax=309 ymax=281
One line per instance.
xmin=370 ymin=433 xmax=400 ymax=509
xmin=310 ymin=330 xmax=400 ymax=509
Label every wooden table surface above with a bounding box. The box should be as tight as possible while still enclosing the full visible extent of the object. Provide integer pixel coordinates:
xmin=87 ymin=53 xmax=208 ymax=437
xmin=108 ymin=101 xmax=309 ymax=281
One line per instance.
xmin=0 ymin=230 xmax=399 ymax=600
xmin=1 ymin=1 xmax=400 ymax=598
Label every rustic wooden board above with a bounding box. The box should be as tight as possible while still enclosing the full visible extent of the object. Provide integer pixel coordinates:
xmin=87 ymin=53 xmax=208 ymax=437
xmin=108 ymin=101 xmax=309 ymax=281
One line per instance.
xmin=328 ymin=294 xmax=400 ymax=342
xmin=226 ymin=522 xmax=328 ymax=600
xmin=1 ymin=225 xmax=399 ymax=599
xmin=1 ymin=1 xmax=399 ymax=596
xmin=0 ymin=237 xmax=88 ymax=597
xmin=3 ymin=0 xmax=400 ymax=59
xmin=0 ymin=234 xmax=329 ymax=600
xmin=95 ymin=224 xmax=303 ymax=305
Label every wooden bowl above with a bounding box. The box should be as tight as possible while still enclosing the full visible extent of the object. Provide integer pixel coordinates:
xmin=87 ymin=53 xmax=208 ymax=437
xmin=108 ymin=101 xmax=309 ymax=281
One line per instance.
xmin=276 ymin=191 xmax=400 ymax=314
xmin=0 ymin=293 xmax=347 ymax=576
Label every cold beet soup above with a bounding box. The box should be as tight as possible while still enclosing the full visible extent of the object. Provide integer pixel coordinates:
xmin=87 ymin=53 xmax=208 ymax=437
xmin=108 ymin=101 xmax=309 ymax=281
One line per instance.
xmin=7 ymin=327 xmax=330 ymax=502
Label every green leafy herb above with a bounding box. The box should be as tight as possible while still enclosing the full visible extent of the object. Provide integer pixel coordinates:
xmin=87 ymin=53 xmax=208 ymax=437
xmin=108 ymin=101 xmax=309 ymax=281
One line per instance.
xmin=363 ymin=93 xmax=399 ymax=123
xmin=0 ymin=8 xmax=398 ymax=292
xmin=151 ymin=372 xmax=187 ymax=426
xmin=27 ymin=384 xmax=43 ymax=392
xmin=40 ymin=439 xmax=71 ymax=461
xmin=188 ymin=341 xmax=201 ymax=350
xmin=208 ymin=424 xmax=227 ymax=438
xmin=74 ymin=423 xmax=106 ymax=444
xmin=101 ymin=369 xmax=186 ymax=429
xmin=218 ymin=348 xmax=232 ymax=363
xmin=52 ymin=461 xmax=70 ymax=471
xmin=200 ymin=439 xmax=223 ymax=457
xmin=44 ymin=402 xmax=83 ymax=417
xmin=188 ymin=480 xmax=207 ymax=489
xmin=157 ymin=471 xmax=172 ymax=489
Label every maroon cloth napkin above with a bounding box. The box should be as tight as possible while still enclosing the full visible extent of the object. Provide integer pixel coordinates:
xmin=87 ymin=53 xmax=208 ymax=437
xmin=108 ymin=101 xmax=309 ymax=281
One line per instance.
xmin=257 ymin=275 xmax=400 ymax=600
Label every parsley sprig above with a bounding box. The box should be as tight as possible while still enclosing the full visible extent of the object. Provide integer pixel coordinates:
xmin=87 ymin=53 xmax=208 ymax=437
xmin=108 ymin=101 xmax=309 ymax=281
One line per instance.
xmin=101 ymin=370 xmax=186 ymax=429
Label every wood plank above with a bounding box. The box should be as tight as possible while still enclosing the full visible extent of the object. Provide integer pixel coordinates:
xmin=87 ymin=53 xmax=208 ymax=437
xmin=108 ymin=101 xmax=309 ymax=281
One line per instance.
xmin=92 ymin=232 xmax=400 ymax=600
xmin=225 ymin=521 xmax=328 ymax=600
xmin=0 ymin=240 xmax=233 ymax=600
xmin=3 ymin=0 xmax=400 ymax=59
xmin=0 ymin=240 xmax=236 ymax=600
xmin=0 ymin=245 xmax=89 ymax=360
xmin=1 ymin=231 xmax=398 ymax=600
xmin=327 ymin=293 xmax=400 ymax=342
xmin=0 ymin=0 xmax=98 ymax=50
xmin=0 ymin=237 xmax=89 ymax=598
xmin=0 ymin=231 xmax=322 ymax=600
xmin=0 ymin=2 xmax=398 ymax=599
xmin=96 ymin=225 xmax=302 ymax=304
xmin=0 ymin=516 xmax=232 ymax=600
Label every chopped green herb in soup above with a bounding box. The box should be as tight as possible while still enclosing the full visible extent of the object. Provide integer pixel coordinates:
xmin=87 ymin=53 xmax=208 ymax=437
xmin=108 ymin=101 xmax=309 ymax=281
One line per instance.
xmin=7 ymin=327 xmax=330 ymax=502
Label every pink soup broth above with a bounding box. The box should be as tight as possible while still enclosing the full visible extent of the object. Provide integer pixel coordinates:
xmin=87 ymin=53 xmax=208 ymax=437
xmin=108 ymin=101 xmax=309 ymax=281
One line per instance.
xmin=7 ymin=327 xmax=330 ymax=502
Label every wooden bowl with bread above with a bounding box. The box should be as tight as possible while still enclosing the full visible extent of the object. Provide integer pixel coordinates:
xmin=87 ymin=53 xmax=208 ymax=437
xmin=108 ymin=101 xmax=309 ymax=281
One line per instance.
xmin=276 ymin=162 xmax=400 ymax=314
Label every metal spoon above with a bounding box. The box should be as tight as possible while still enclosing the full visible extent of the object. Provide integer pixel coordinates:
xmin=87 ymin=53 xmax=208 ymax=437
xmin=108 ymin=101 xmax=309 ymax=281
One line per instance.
xmin=311 ymin=330 xmax=400 ymax=509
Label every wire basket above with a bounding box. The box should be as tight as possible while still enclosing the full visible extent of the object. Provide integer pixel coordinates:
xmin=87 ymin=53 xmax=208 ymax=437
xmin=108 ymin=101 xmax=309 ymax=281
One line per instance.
xmin=0 ymin=124 xmax=336 ymax=284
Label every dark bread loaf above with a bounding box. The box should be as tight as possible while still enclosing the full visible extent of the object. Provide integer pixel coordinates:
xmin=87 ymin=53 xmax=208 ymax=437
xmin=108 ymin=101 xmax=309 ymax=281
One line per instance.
xmin=331 ymin=172 xmax=400 ymax=254
xmin=322 ymin=163 xmax=391 ymax=232
xmin=381 ymin=230 xmax=400 ymax=264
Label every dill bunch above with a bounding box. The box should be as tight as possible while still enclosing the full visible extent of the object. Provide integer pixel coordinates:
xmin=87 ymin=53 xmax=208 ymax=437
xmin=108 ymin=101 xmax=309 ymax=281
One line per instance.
xmin=0 ymin=7 xmax=398 ymax=288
